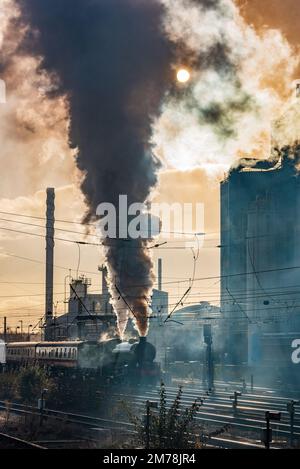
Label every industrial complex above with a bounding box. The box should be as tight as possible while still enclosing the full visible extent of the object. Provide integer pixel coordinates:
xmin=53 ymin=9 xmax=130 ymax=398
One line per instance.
xmin=221 ymin=145 xmax=300 ymax=386
xmin=1 ymin=0 xmax=300 ymax=452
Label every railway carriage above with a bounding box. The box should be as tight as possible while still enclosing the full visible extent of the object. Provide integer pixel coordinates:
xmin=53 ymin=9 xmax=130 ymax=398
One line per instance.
xmin=6 ymin=342 xmax=38 ymax=365
xmin=5 ymin=337 xmax=161 ymax=385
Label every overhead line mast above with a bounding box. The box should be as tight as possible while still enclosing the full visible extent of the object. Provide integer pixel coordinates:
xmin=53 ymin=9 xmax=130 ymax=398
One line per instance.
xmin=44 ymin=188 xmax=55 ymax=341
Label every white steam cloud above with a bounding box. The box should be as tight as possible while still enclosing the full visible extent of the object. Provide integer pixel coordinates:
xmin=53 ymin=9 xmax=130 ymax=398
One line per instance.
xmin=0 ymin=0 xmax=75 ymax=199
xmin=153 ymin=0 xmax=299 ymax=174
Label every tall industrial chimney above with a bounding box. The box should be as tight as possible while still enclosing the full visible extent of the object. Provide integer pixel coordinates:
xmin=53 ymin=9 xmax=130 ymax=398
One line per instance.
xmin=99 ymin=264 xmax=109 ymax=296
xmin=158 ymin=258 xmax=162 ymax=291
xmin=98 ymin=265 xmax=110 ymax=314
xmin=44 ymin=188 xmax=55 ymax=341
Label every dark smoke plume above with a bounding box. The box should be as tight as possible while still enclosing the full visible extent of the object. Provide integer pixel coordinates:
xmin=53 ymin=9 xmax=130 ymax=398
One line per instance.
xmin=15 ymin=0 xmax=173 ymax=336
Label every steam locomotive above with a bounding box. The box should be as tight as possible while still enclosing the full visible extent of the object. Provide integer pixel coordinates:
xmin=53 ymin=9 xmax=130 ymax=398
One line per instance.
xmin=5 ymin=336 xmax=160 ymax=385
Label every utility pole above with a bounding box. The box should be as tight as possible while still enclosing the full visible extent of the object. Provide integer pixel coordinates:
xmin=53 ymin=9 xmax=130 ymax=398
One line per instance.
xmin=45 ymin=188 xmax=55 ymax=341
xmin=27 ymin=325 xmax=32 ymax=342
xmin=265 ymin=413 xmax=271 ymax=450
xmin=3 ymin=317 xmax=7 ymax=343
xmin=250 ymin=374 xmax=254 ymax=393
xmin=203 ymin=324 xmax=214 ymax=392
xmin=158 ymin=258 xmax=162 ymax=291
xmin=99 ymin=265 xmax=110 ymax=314
xmin=230 ymin=391 xmax=241 ymax=416
xmin=262 ymin=411 xmax=281 ymax=449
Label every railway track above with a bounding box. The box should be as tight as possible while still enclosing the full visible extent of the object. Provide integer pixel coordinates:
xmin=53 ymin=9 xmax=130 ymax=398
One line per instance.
xmin=0 ymin=432 xmax=45 ymax=449
xmin=0 ymin=400 xmax=134 ymax=431
xmin=0 ymin=399 xmax=269 ymax=449
xmin=111 ymin=382 xmax=300 ymax=446
xmin=0 ymin=400 xmax=269 ymax=449
xmin=0 ymin=380 xmax=298 ymax=449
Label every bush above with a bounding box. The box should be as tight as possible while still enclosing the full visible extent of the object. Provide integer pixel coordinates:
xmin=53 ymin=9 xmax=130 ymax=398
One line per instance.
xmin=17 ymin=366 xmax=54 ymax=404
xmin=0 ymin=371 xmax=17 ymax=400
xmin=124 ymin=383 xmax=203 ymax=449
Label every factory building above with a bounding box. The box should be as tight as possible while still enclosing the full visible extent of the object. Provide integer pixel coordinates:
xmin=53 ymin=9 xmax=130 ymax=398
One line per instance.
xmin=47 ymin=260 xmax=169 ymax=341
xmin=47 ymin=272 xmax=114 ymax=341
xmin=220 ymin=147 xmax=300 ymax=375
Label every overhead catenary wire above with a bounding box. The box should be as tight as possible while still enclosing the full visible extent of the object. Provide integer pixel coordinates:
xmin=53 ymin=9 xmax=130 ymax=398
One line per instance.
xmin=114 ymin=284 xmax=138 ymax=322
xmin=3 ymin=283 xmax=300 ymax=314
xmin=69 ymin=284 xmax=94 ymax=320
xmin=0 ymin=216 xmax=212 ymax=244
xmin=0 ymin=209 xmax=217 ymax=237
xmin=0 ymin=209 xmax=293 ymax=243
xmin=2 ymin=259 xmax=300 ymax=297
xmin=0 ymin=224 xmax=186 ymax=250
xmin=0 ymin=288 xmax=300 ymax=323
xmin=2 ymin=266 xmax=300 ymax=302
xmin=2 ymin=211 xmax=300 ymax=327
xmin=225 ymin=287 xmax=250 ymax=323
xmin=164 ymin=287 xmax=192 ymax=323
xmin=1 ymin=305 xmax=300 ymax=326
xmin=165 ymin=234 xmax=201 ymax=323
xmin=3 ymin=248 xmax=300 ymax=289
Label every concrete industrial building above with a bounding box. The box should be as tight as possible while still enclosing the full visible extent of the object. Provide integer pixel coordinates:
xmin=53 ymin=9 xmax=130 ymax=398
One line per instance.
xmin=51 ymin=272 xmax=114 ymax=340
xmin=47 ymin=260 xmax=169 ymax=341
xmin=220 ymin=146 xmax=300 ymax=367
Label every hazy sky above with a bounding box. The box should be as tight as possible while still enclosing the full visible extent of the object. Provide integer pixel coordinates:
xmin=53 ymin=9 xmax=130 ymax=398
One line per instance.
xmin=0 ymin=0 xmax=299 ymax=331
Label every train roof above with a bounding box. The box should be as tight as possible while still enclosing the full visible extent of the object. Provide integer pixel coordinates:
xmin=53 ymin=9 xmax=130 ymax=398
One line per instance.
xmin=7 ymin=342 xmax=40 ymax=347
xmin=37 ymin=341 xmax=85 ymax=346
xmin=7 ymin=341 xmax=85 ymax=347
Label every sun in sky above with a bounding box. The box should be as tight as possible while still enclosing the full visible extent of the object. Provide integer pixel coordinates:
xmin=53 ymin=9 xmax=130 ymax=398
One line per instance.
xmin=176 ymin=68 xmax=191 ymax=84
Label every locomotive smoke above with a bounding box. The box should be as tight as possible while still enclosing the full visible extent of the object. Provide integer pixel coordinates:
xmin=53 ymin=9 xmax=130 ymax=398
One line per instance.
xmin=14 ymin=0 xmax=172 ymax=338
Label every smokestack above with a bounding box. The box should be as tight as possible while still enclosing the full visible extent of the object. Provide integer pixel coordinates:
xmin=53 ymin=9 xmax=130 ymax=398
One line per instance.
xmin=158 ymin=258 xmax=162 ymax=291
xmin=99 ymin=265 xmax=109 ymax=296
xmin=45 ymin=187 xmax=55 ymax=341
